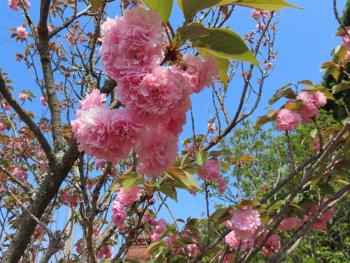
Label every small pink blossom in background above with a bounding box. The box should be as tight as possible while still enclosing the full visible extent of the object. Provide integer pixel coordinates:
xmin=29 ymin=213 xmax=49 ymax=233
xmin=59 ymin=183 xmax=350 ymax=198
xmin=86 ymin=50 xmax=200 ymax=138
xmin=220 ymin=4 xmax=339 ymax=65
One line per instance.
xmin=112 ymin=201 xmax=127 ymax=227
xmin=117 ymin=186 xmax=141 ymax=207
xmin=187 ymin=244 xmax=200 ymax=258
xmin=57 ymin=239 xmax=65 ymax=250
xmin=80 ymin=89 xmax=106 ymax=111
xmin=178 ymin=54 xmax=218 ymax=93
xmin=240 ymin=237 xmax=255 ymax=251
xmin=100 ymin=6 xmax=163 ymax=82
xmin=40 ymin=96 xmax=48 ymax=106
xmin=18 ymin=92 xmax=29 ymax=101
xmin=3 ymin=103 xmax=11 ymax=110
xmin=198 ymin=158 xmax=221 ymax=182
xmin=184 ymin=143 xmax=193 ymax=153
xmin=297 ymin=90 xmax=327 ymax=108
xmin=97 ymin=244 xmax=113 ymax=259
xmin=34 ymin=224 xmax=45 ymax=236
xmin=208 ymin=122 xmax=216 ymax=132
xmin=251 ymin=9 xmax=261 ymax=19
xmin=61 ymin=191 xmax=78 ymax=207
xmin=0 ymin=122 xmax=7 ymax=131
xmin=312 ymin=138 xmax=321 ymax=152
xmin=218 ymin=178 xmax=227 ymax=193
xmin=39 ymin=120 xmax=49 ymax=132
xmin=221 ymin=253 xmax=235 ymax=263
xmin=12 ymin=167 xmax=28 ymax=180
xmin=8 ymin=0 xmax=30 ymax=11
xmin=256 ymin=22 xmax=266 ymax=30
xmin=227 ymin=208 xmax=261 ymax=239
xmin=47 ymin=25 xmax=53 ymax=33
xmin=16 ymin=26 xmax=29 ymax=40
xmin=264 ymin=61 xmax=273 ymax=70
xmin=278 ymin=216 xmax=302 ymax=231
xmin=150 ymin=219 xmax=167 ymax=242
xmin=136 ymin=126 xmax=178 ymax=176
xmin=261 ymin=234 xmax=281 ymax=256
xmin=95 ymin=159 xmax=106 ymax=168
xmin=65 ymin=33 xmax=77 ymax=46
xmin=71 ymin=107 xmax=143 ymax=163
xmin=118 ymin=66 xmax=191 ymax=123
xmin=304 ymin=203 xmax=336 ymax=230
xmin=274 ymin=109 xmax=302 ymax=131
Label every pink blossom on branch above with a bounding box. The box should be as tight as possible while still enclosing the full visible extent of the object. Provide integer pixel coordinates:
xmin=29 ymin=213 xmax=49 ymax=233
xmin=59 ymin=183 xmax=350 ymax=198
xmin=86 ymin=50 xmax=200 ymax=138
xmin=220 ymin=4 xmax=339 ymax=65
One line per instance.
xmin=79 ymin=89 xmax=106 ymax=111
xmin=177 ymin=54 xmax=219 ymax=93
xmin=304 ymin=203 xmax=336 ymax=230
xmin=71 ymin=107 xmax=143 ymax=163
xmin=18 ymin=92 xmax=29 ymax=101
xmin=136 ymin=126 xmax=178 ymax=177
xmin=274 ymin=109 xmax=302 ymax=131
xmin=100 ymin=6 xmax=164 ymax=82
xmin=118 ymin=66 xmax=191 ymax=124
xmin=278 ymin=216 xmax=302 ymax=231
xmin=117 ymin=187 xmax=141 ymax=207
xmin=16 ymin=26 xmax=29 ymax=40
xmin=9 ymin=0 xmax=30 ymax=11
xmin=198 ymin=158 xmax=221 ymax=182
xmin=226 ymin=208 xmax=262 ymax=239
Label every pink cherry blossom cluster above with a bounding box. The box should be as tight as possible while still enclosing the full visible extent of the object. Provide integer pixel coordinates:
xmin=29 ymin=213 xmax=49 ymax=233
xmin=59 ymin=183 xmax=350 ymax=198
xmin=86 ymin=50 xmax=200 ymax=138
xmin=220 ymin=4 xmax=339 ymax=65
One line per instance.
xmin=198 ymin=158 xmax=227 ymax=193
xmin=15 ymin=26 xmax=29 ymax=41
xmin=12 ymin=166 xmax=28 ymax=181
xmin=111 ymin=186 xmax=141 ymax=230
xmin=224 ymin=208 xmax=281 ymax=256
xmin=164 ymin=230 xmax=200 ymax=257
xmin=72 ymin=6 xmax=218 ymax=176
xmin=8 ymin=0 xmax=30 ymax=11
xmin=251 ymin=9 xmax=271 ymax=19
xmin=274 ymin=90 xmax=327 ymax=131
xmin=148 ymin=218 xmax=167 ymax=242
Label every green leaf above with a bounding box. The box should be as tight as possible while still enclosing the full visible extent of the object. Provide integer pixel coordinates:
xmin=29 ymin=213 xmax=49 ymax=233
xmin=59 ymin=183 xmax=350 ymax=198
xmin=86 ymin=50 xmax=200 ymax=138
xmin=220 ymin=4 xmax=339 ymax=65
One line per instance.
xmin=158 ymin=178 xmax=178 ymax=201
xmin=175 ymin=23 xmax=210 ymax=46
xmin=195 ymin=150 xmax=207 ymax=167
xmin=255 ymin=114 xmax=274 ymax=129
xmin=192 ymin=28 xmax=258 ymax=65
xmin=90 ymin=0 xmax=103 ymax=12
xmin=166 ymin=166 xmax=201 ymax=191
xmin=146 ymin=241 xmax=165 ymax=255
xmin=178 ymin=0 xmax=221 ymax=19
xmin=268 ymin=83 xmax=295 ymax=105
xmin=144 ymin=0 xmax=173 ymax=23
xmin=220 ymin=0 xmax=300 ymax=10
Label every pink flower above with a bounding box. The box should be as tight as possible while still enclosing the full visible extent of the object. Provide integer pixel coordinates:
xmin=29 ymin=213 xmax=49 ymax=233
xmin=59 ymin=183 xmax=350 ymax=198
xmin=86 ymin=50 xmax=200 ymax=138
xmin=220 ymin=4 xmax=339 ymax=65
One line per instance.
xmin=165 ymin=112 xmax=187 ymax=135
xmin=225 ymin=231 xmax=240 ymax=249
xmin=297 ymin=101 xmax=319 ymax=123
xmin=16 ymin=26 xmax=29 ymax=40
xmin=256 ymin=22 xmax=266 ymax=30
xmin=208 ymin=122 xmax=216 ymax=132
xmin=261 ymin=234 xmax=281 ymax=256
xmin=150 ymin=219 xmax=167 ymax=241
xmin=12 ymin=167 xmax=28 ymax=180
xmin=80 ymin=89 xmax=106 ymax=110
xmin=61 ymin=191 xmax=78 ymax=207
xmin=227 ymin=208 xmax=261 ymax=239
xmin=118 ymin=66 xmax=191 ymax=123
xmin=40 ymin=96 xmax=48 ymax=106
xmin=0 ymin=122 xmax=7 ymax=131
xmin=136 ymin=126 xmax=178 ymax=177
xmin=71 ymin=107 xmax=143 ymax=163
xmin=8 ymin=0 xmax=30 ymax=11
xmin=47 ymin=25 xmax=53 ymax=33
xmin=95 ymin=159 xmax=106 ymax=168
xmin=34 ymin=224 xmax=45 ymax=236
xmin=3 ymin=103 xmax=11 ymax=110
xmin=312 ymin=138 xmax=321 ymax=152
xmin=65 ymin=33 xmax=77 ymax=46
xmin=314 ymin=91 xmax=327 ymax=107
xmin=198 ymin=158 xmax=221 ymax=182
xmin=178 ymin=54 xmax=218 ymax=93
xmin=39 ymin=120 xmax=49 ymax=131
xmin=274 ymin=109 xmax=302 ymax=131
xmin=100 ymin=6 xmax=164 ymax=82
xmin=187 ymin=244 xmax=200 ymax=258
xmin=112 ymin=201 xmax=127 ymax=227
xmin=117 ymin=187 xmax=141 ymax=207
xmin=240 ymin=237 xmax=255 ymax=251
xmin=218 ymin=178 xmax=227 ymax=193
xmin=304 ymin=203 xmax=336 ymax=230
xmin=97 ymin=245 xmax=113 ymax=259
xmin=278 ymin=217 xmax=302 ymax=231
xmin=251 ymin=9 xmax=261 ymax=19
xmin=18 ymin=92 xmax=29 ymax=101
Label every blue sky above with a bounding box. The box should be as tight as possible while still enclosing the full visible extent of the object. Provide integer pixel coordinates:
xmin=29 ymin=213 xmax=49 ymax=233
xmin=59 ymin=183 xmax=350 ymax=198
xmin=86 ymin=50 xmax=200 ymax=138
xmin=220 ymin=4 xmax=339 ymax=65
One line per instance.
xmin=0 ymin=0 xmax=346 ymax=238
